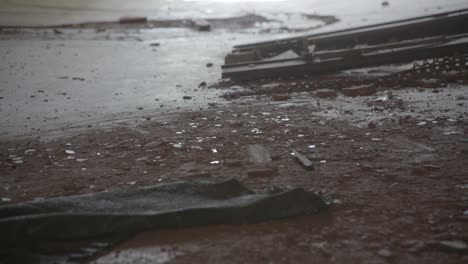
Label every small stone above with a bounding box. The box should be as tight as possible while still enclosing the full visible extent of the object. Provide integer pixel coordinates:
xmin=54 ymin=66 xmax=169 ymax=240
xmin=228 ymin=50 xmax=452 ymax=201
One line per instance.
xmin=199 ymin=81 xmax=207 ymax=87
xmin=150 ymin=42 xmax=160 ymax=47
xmin=315 ymin=89 xmax=337 ymax=98
xmin=13 ymin=159 xmax=23 ymax=164
xmin=183 ymin=96 xmax=192 ymax=100
xmin=143 ymin=140 xmax=164 ymax=148
xmin=382 ymin=1 xmax=389 ymax=7
xmin=1 ymin=198 xmax=12 ymax=203
xmin=206 ymin=63 xmax=213 ymax=67
xmin=65 ymin=150 xmax=76 ymax=155
xmin=227 ymin=120 xmax=243 ymax=128
xmin=24 ymin=149 xmax=36 ymax=154
xmin=456 ymin=184 xmax=468 ymax=189
xmin=439 ymin=240 xmax=468 ymax=252
xmin=377 ymin=248 xmax=393 ymax=258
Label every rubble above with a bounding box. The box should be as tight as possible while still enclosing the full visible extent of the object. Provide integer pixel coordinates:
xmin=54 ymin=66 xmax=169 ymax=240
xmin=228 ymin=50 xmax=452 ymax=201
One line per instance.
xmin=247 ymin=144 xmax=272 ymax=164
xmin=291 ymin=149 xmax=314 ymax=170
xmin=377 ymin=248 xmax=393 ymax=258
xmin=439 ymin=240 xmax=468 ymax=252
xmin=222 ymin=10 xmax=468 ymax=81
xmin=1 ymin=198 xmax=12 ymax=203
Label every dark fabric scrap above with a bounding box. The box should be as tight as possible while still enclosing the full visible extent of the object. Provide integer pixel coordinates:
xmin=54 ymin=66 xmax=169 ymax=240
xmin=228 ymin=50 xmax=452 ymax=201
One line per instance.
xmin=0 ymin=179 xmax=326 ymax=245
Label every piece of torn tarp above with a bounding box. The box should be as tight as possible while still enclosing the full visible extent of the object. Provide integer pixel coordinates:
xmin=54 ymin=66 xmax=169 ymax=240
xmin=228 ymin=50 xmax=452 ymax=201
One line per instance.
xmin=0 ymin=179 xmax=327 ymax=245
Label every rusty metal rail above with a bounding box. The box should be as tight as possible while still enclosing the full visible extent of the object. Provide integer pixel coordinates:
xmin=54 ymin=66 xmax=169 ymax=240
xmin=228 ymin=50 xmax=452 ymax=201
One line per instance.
xmin=222 ymin=9 xmax=468 ymax=81
xmin=233 ymin=9 xmax=468 ymax=56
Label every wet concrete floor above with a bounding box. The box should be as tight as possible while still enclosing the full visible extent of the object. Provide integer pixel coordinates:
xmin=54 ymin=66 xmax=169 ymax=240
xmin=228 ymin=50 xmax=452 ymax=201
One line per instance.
xmin=1 ymin=0 xmax=468 ymax=139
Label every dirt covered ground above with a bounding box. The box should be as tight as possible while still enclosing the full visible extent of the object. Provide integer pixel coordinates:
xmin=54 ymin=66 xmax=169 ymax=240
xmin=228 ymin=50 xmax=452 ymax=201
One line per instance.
xmin=1 ymin=78 xmax=467 ymax=263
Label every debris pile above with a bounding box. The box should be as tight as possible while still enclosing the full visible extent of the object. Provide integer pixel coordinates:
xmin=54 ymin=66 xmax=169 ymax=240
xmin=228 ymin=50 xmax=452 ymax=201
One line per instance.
xmin=222 ymin=9 xmax=468 ymax=81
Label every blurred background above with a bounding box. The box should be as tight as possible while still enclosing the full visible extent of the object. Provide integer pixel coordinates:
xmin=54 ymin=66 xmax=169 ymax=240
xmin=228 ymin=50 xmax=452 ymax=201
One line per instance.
xmin=1 ymin=0 xmax=468 ymax=138
xmin=2 ymin=0 xmax=468 ymax=28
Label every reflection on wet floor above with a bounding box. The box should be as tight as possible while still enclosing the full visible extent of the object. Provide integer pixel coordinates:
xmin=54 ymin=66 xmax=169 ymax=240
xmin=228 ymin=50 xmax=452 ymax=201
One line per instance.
xmin=92 ymin=246 xmax=183 ymax=264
